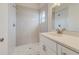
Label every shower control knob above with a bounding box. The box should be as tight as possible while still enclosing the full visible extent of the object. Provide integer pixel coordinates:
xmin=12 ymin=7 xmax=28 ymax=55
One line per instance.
xmin=13 ymin=24 xmax=16 ymax=27
xmin=0 ymin=38 xmax=4 ymax=42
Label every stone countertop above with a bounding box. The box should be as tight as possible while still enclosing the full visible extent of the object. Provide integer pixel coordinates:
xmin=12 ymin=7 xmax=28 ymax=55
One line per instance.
xmin=41 ymin=31 xmax=79 ymax=53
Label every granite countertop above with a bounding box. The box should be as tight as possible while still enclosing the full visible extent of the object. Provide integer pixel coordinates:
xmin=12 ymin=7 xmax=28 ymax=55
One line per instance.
xmin=41 ymin=31 xmax=79 ymax=53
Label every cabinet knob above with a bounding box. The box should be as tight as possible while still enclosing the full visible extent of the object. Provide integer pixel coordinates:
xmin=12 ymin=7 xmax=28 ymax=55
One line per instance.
xmin=0 ymin=38 xmax=4 ymax=42
xmin=13 ymin=24 xmax=16 ymax=27
xmin=42 ymin=45 xmax=46 ymax=51
xmin=62 ymin=52 xmax=67 ymax=55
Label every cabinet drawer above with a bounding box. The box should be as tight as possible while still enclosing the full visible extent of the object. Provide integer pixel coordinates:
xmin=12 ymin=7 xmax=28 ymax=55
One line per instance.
xmin=40 ymin=43 xmax=56 ymax=55
xmin=46 ymin=45 xmax=56 ymax=55
xmin=61 ymin=46 xmax=79 ymax=55
xmin=40 ymin=35 xmax=57 ymax=52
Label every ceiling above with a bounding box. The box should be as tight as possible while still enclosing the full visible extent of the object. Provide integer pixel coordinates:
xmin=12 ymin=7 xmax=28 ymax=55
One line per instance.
xmin=16 ymin=3 xmax=40 ymax=9
xmin=16 ymin=3 xmax=49 ymax=9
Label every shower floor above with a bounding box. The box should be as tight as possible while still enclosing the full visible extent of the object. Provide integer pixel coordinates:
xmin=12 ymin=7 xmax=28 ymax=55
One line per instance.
xmin=12 ymin=43 xmax=40 ymax=55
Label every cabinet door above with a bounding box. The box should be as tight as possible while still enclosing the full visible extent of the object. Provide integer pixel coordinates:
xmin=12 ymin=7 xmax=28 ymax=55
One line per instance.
xmin=40 ymin=35 xmax=57 ymax=55
xmin=45 ymin=45 xmax=56 ymax=55
xmin=61 ymin=47 xmax=79 ymax=55
xmin=57 ymin=44 xmax=62 ymax=55
xmin=40 ymin=40 xmax=47 ymax=55
xmin=40 ymin=44 xmax=56 ymax=55
xmin=57 ymin=44 xmax=79 ymax=55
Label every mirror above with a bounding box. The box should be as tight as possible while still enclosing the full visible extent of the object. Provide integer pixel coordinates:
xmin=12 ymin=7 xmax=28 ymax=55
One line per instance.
xmin=52 ymin=3 xmax=79 ymax=32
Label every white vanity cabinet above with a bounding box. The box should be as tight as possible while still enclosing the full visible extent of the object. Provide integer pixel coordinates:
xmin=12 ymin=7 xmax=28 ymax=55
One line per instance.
xmin=40 ymin=35 xmax=79 ymax=55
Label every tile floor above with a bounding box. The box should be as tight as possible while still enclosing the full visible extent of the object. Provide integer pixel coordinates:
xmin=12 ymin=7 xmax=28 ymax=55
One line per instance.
xmin=12 ymin=43 xmax=40 ymax=55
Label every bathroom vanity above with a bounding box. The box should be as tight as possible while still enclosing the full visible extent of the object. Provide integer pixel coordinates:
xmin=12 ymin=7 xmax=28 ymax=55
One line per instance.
xmin=40 ymin=31 xmax=79 ymax=55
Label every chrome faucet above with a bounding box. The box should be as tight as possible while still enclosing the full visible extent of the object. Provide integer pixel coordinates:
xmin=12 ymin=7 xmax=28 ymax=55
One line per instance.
xmin=56 ymin=25 xmax=65 ymax=34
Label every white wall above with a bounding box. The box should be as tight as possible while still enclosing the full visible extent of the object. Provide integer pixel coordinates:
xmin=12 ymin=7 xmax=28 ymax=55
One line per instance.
xmin=48 ymin=4 xmax=55 ymax=32
xmin=16 ymin=5 xmax=39 ymax=46
xmin=8 ymin=3 xmax=16 ymax=54
xmin=0 ymin=3 xmax=8 ymax=54
xmin=0 ymin=3 xmax=16 ymax=55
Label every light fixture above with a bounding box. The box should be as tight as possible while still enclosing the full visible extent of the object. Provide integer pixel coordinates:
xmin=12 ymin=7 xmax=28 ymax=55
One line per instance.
xmin=51 ymin=3 xmax=61 ymax=8
xmin=54 ymin=3 xmax=61 ymax=6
